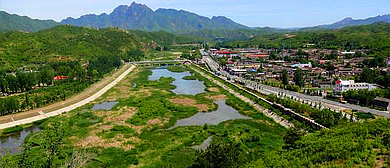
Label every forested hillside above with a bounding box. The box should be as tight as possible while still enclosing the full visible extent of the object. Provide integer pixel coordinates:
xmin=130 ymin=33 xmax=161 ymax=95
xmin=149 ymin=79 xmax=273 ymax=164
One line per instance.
xmin=0 ymin=25 xmax=201 ymax=70
xmin=0 ymin=11 xmax=59 ymax=33
xmin=187 ymin=119 xmax=390 ymax=167
xmin=244 ymin=119 xmax=390 ymax=167
xmin=61 ymin=2 xmax=248 ymax=33
xmin=182 ymin=27 xmax=283 ymax=40
xmin=0 ymin=25 xmax=201 ymax=115
xmin=219 ymin=22 xmax=390 ymax=56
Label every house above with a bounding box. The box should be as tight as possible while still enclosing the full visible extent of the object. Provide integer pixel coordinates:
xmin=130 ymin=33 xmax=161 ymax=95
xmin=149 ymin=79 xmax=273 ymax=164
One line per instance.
xmin=313 ymin=80 xmax=333 ymax=88
xmin=214 ymin=51 xmax=238 ymax=58
xmin=291 ymin=62 xmax=312 ymax=69
xmin=341 ymin=51 xmax=356 ymax=55
xmin=53 ymin=76 xmax=69 ymax=81
xmin=304 ymin=44 xmax=315 ymax=48
xmin=374 ymin=97 xmax=390 ymax=111
xmin=243 ymin=54 xmax=269 ymax=59
xmin=229 ymin=69 xmax=247 ymax=75
xmin=284 ymin=34 xmax=296 ymax=38
xmin=334 ymin=80 xmax=377 ymax=92
xmin=319 ymin=60 xmax=330 ymax=65
xmin=337 ymin=67 xmax=353 ymax=76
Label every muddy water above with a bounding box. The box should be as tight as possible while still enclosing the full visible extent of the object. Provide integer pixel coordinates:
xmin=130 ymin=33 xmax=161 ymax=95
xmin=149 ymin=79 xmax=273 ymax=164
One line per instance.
xmin=0 ymin=125 xmax=41 ymax=155
xmin=149 ymin=68 xmax=206 ymax=95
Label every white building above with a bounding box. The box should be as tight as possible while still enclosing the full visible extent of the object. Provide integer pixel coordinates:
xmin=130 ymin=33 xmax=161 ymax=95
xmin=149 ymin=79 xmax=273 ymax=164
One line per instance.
xmin=341 ymin=51 xmax=356 ymax=55
xmin=291 ymin=62 xmax=312 ymax=69
xmin=334 ymin=80 xmax=377 ymax=92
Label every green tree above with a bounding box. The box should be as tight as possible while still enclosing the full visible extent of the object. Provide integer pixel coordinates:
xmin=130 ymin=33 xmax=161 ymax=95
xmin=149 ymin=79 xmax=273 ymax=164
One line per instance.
xmin=190 ymin=142 xmax=248 ymax=168
xmin=17 ymin=122 xmax=66 ymax=168
xmin=294 ymin=68 xmax=304 ymax=88
xmin=269 ymin=51 xmax=276 ymax=60
xmin=16 ymin=71 xmax=28 ymax=92
xmin=0 ymin=74 xmax=8 ymax=94
xmin=39 ymin=67 xmax=54 ymax=86
xmin=219 ymin=58 xmax=227 ymax=67
xmin=125 ymin=48 xmax=144 ymax=62
xmin=360 ymin=67 xmax=373 ymax=83
xmin=26 ymin=72 xmax=37 ymax=91
xmin=42 ymin=122 xmax=66 ymax=168
xmin=281 ymin=69 xmax=289 ymax=85
xmin=6 ymin=75 xmax=18 ymax=93
xmin=283 ymin=127 xmax=305 ymax=150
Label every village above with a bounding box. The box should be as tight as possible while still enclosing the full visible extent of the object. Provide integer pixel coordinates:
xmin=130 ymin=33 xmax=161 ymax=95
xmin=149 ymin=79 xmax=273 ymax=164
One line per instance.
xmin=204 ymin=47 xmax=390 ymax=111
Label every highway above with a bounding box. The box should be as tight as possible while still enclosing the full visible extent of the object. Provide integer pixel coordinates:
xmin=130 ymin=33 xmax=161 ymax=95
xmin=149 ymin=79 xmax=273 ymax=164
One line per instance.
xmin=202 ymin=52 xmax=390 ymax=118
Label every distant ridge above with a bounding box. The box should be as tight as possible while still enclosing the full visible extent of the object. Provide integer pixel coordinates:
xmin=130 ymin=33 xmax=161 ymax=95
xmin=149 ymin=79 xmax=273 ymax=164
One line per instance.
xmin=318 ymin=14 xmax=390 ymax=29
xmin=61 ymin=2 xmax=248 ymax=33
xmin=0 ymin=11 xmax=59 ymax=33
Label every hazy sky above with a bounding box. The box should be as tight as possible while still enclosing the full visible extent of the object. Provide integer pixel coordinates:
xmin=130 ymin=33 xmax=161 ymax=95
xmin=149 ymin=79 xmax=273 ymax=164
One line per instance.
xmin=1 ymin=0 xmax=389 ymax=28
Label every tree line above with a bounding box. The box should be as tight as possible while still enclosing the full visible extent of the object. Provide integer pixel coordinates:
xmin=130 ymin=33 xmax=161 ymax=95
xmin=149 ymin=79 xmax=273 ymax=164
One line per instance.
xmin=0 ymin=55 xmax=122 ymax=116
xmin=268 ymin=94 xmax=349 ymax=128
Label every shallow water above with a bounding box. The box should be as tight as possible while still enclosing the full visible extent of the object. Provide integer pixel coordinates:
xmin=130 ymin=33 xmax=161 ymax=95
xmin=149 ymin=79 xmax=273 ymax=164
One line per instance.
xmin=169 ymin=100 xmax=252 ymax=129
xmin=92 ymin=101 xmax=119 ymax=110
xmin=193 ymin=136 xmax=213 ymax=150
xmin=0 ymin=125 xmax=41 ymax=155
xmin=149 ymin=68 xmax=206 ymax=95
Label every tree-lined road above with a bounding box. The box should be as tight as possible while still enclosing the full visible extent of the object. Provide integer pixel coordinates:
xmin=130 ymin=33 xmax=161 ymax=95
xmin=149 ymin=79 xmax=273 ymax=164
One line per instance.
xmin=202 ymin=54 xmax=390 ymax=118
xmin=0 ymin=64 xmax=136 ymax=130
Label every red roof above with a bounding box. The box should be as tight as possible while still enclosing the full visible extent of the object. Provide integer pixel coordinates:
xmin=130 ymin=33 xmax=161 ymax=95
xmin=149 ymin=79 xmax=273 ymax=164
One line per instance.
xmin=53 ymin=76 xmax=69 ymax=80
xmin=319 ymin=60 xmax=329 ymax=64
xmin=244 ymin=54 xmax=269 ymax=58
xmin=215 ymin=51 xmax=236 ymax=54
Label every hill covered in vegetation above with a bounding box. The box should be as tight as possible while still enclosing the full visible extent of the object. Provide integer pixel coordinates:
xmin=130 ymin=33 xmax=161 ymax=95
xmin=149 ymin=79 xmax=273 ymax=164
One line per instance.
xmin=218 ymin=22 xmax=390 ymax=55
xmin=61 ymin=2 xmax=248 ymax=33
xmin=182 ymin=27 xmax=284 ymax=40
xmin=0 ymin=11 xmax=59 ymax=33
xmin=0 ymin=25 xmax=201 ymax=70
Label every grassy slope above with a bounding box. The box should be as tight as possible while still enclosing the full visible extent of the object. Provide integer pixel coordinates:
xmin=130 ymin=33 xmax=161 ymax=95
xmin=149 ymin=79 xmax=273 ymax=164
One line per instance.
xmin=0 ymin=25 xmax=201 ymax=71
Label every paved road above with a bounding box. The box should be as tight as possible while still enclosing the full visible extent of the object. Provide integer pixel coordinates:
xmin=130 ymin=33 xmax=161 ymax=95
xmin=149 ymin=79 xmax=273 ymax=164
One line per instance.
xmin=0 ymin=65 xmax=136 ymax=129
xmin=202 ymin=54 xmax=390 ymax=118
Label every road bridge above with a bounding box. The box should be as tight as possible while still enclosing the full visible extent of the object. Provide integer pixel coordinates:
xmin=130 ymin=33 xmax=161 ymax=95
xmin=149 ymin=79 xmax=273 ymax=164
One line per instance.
xmin=131 ymin=60 xmax=188 ymax=66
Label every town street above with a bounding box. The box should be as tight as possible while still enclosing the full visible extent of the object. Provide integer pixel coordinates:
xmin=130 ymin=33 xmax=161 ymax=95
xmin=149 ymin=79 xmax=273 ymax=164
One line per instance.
xmin=202 ymin=53 xmax=390 ymax=118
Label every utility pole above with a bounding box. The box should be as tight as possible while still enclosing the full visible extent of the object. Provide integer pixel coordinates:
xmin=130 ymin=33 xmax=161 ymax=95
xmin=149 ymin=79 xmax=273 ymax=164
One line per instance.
xmin=282 ymin=44 xmax=285 ymax=61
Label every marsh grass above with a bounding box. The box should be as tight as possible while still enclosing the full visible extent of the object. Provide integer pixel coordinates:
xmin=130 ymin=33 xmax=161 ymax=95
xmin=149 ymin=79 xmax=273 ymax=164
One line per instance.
xmin=166 ymin=66 xmax=187 ymax=73
xmin=97 ymin=125 xmax=136 ymax=139
xmin=0 ymin=125 xmax=24 ymax=136
xmin=5 ymin=66 xmax=287 ymax=168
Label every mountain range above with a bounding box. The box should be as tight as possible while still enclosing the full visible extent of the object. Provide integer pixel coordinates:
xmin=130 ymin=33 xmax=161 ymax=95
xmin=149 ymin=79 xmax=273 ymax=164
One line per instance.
xmin=1 ymin=2 xmax=390 ymax=35
xmin=319 ymin=14 xmax=390 ymax=29
xmin=61 ymin=2 xmax=248 ymax=33
xmin=0 ymin=11 xmax=59 ymax=33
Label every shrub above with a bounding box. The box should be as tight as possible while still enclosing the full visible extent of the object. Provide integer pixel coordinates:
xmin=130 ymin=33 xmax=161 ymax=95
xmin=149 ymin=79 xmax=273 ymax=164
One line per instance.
xmin=1 ymin=125 xmax=24 ymax=135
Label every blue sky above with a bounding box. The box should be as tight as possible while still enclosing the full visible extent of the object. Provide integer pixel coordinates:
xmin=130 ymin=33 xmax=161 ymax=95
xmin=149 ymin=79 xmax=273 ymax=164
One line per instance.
xmin=1 ymin=0 xmax=389 ymax=28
